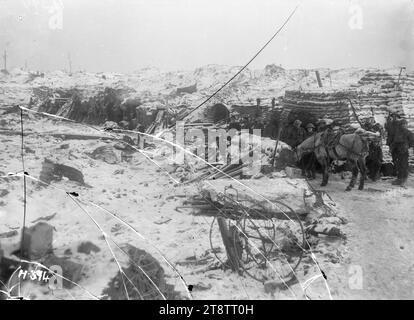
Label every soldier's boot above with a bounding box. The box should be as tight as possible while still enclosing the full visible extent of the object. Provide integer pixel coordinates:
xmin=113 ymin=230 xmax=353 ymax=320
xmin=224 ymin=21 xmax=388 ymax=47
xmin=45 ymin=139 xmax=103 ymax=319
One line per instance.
xmin=399 ymin=178 xmax=407 ymax=187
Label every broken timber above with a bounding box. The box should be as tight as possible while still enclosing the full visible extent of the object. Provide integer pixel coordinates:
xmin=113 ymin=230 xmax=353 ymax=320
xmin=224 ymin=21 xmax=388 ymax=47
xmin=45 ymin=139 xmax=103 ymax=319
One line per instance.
xmin=217 ymin=217 xmax=242 ymax=273
xmin=0 ymin=130 xmax=115 ymax=141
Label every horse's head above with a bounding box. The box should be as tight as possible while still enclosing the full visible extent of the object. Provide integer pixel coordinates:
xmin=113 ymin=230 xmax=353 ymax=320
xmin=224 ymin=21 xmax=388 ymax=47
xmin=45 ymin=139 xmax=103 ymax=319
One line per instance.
xmin=293 ymin=133 xmax=321 ymax=162
xmin=355 ymin=128 xmax=381 ymax=143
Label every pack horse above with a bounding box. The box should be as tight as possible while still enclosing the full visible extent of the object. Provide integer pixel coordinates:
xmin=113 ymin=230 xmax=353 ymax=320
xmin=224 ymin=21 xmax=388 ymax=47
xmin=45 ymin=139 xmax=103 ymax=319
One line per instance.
xmin=295 ymin=131 xmax=379 ymax=191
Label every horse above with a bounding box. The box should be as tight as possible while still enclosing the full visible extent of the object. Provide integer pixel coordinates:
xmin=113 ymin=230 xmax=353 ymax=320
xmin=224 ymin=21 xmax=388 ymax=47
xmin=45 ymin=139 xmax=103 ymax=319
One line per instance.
xmin=294 ymin=130 xmax=378 ymax=191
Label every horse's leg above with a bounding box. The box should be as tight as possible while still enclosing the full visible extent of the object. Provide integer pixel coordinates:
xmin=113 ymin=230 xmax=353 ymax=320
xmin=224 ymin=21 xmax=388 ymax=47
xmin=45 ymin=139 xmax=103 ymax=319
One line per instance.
xmin=300 ymin=154 xmax=306 ymax=177
xmin=346 ymin=160 xmax=358 ymax=191
xmin=320 ymin=157 xmax=329 ymax=186
xmin=303 ymin=154 xmax=310 ymax=177
xmin=358 ymin=157 xmax=367 ymax=190
xmin=324 ymin=157 xmax=330 ymax=186
xmin=308 ymin=152 xmax=316 ymax=179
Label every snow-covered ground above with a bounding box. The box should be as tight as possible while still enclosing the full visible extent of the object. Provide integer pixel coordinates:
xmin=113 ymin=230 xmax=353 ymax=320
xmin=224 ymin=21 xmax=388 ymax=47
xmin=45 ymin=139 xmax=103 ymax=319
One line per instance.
xmin=1 ymin=108 xmax=413 ymax=300
xmin=1 ymin=65 xmax=413 ymax=300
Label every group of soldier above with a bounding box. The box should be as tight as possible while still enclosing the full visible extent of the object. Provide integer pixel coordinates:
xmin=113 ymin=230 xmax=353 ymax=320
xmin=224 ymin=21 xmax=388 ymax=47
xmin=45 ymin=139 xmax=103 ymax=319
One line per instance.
xmin=228 ymin=112 xmax=264 ymax=132
xmin=281 ymin=119 xmax=315 ymax=148
xmin=228 ymin=110 xmax=414 ymax=187
xmin=385 ymin=114 xmax=414 ymax=186
xmin=281 ymin=114 xmax=414 ymax=187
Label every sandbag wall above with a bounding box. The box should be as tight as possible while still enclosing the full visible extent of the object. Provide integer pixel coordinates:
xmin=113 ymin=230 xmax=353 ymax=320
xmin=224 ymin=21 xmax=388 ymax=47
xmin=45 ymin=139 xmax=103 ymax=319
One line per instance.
xmin=355 ymin=71 xmax=414 ymax=165
xmin=280 ymin=90 xmax=357 ymax=128
xmin=355 ymin=71 xmax=414 ymax=132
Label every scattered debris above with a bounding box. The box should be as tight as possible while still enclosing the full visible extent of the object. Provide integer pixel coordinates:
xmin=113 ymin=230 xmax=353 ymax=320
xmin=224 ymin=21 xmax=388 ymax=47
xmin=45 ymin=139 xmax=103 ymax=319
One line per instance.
xmin=154 ymin=217 xmax=172 ymax=225
xmin=120 ymin=150 xmax=134 ymax=163
xmin=39 ymin=158 xmax=86 ymax=185
xmin=0 ymin=230 xmax=18 ymax=239
xmin=113 ymin=169 xmax=124 ymax=175
xmin=308 ymin=223 xmax=345 ymax=238
xmin=192 ymin=282 xmax=212 ymax=291
xmin=25 ymin=146 xmax=35 ymax=153
xmin=285 ymin=166 xmax=302 ymax=178
xmin=199 ymin=178 xmax=312 ymax=218
xmin=110 ymin=224 xmax=123 ymax=234
xmin=176 ymin=83 xmax=197 ymax=95
xmin=31 ymin=212 xmax=57 ymax=224
xmin=89 ymin=145 xmax=119 ymax=164
xmin=113 ymin=135 xmax=136 ymax=152
xmin=77 ymin=241 xmax=101 ymax=254
xmin=264 ymin=275 xmax=299 ymax=296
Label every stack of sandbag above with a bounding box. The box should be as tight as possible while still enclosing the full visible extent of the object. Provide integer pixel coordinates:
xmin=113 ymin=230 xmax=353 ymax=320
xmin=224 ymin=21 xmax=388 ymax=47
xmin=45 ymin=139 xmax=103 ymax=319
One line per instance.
xmin=355 ymin=70 xmax=414 ymax=132
xmin=281 ymin=89 xmax=357 ymax=128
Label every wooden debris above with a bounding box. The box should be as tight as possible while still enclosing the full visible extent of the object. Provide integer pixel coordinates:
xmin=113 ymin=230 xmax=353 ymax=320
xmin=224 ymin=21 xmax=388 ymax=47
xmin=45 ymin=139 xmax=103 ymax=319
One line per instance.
xmin=217 ymin=217 xmax=242 ymax=273
xmin=154 ymin=217 xmax=172 ymax=225
xmin=89 ymin=145 xmax=119 ymax=164
xmin=0 ymin=230 xmax=18 ymax=239
xmin=39 ymin=158 xmax=86 ymax=185
xmin=0 ymin=130 xmax=114 ymax=141
xmin=31 ymin=212 xmax=57 ymax=224
xmin=77 ymin=241 xmax=101 ymax=254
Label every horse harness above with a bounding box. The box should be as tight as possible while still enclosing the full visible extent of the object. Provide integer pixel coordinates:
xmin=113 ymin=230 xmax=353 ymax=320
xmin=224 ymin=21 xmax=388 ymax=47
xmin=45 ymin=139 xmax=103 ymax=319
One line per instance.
xmin=299 ymin=130 xmax=366 ymax=160
xmin=323 ymin=131 xmax=342 ymax=160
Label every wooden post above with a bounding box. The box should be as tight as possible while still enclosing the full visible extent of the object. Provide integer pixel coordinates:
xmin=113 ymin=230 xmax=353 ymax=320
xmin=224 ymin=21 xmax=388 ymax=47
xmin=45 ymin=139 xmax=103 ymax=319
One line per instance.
xmin=3 ymin=50 xmax=7 ymax=71
xmin=217 ymin=217 xmax=240 ymax=272
xmin=271 ymin=97 xmax=276 ymax=110
xmin=397 ymin=67 xmax=406 ymax=87
xmin=315 ymin=70 xmax=323 ymax=88
xmin=271 ymin=127 xmax=282 ymax=167
xmin=271 ymin=116 xmax=283 ymax=167
xmin=67 ymin=52 xmax=72 ymax=74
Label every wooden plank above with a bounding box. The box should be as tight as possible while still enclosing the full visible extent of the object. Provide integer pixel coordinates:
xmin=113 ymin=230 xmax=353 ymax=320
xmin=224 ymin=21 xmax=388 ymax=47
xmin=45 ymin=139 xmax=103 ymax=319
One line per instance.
xmin=0 ymin=130 xmax=115 ymax=141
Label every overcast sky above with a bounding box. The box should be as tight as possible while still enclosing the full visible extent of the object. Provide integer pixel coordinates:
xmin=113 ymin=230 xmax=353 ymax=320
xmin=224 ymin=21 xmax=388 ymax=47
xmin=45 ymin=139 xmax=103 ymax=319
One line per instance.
xmin=0 ymin=0 xmax=413 ymax=72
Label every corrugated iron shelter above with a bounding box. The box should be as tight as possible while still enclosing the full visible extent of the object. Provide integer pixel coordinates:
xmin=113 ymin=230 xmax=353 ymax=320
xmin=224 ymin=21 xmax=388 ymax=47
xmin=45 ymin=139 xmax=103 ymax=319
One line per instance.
xmin=204 ymin=103 xmax=231 ymax=123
